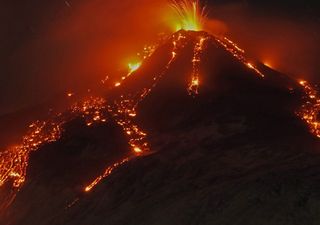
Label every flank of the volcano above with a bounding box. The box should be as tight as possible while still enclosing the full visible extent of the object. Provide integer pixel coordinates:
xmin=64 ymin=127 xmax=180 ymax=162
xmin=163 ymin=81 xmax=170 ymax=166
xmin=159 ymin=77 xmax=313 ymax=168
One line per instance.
xmin=1 ymin=1 xmax=320 ymax=225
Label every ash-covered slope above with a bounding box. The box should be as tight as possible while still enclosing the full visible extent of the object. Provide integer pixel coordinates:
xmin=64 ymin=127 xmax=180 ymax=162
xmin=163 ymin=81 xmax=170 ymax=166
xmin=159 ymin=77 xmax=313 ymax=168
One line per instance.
xmin=2 ymin=30 xmax=320 ymax=225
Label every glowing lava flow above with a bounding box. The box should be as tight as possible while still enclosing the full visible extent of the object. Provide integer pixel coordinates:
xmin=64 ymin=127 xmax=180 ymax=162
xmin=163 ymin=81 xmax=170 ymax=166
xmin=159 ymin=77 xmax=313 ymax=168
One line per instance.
xmin=188 ymin=36 xmax=208 ymax=95
xmin=171 ymin=0 xmax=206 ymax=31
xmin=83 ymin=33 xmax=187 ymax=192
xmin=216 ymin=37 xmax=265 ymax=78
xmin=84 ymin=158 xmax=129 ymax=192
xmin=0 ymin=97 xmax=108 ymax=191
xmin=297 ymin=80 xmax=320 ymax=138
xmin=0 ymin=120 xmax=63 ymax=188
xmin=1 ymin=30 xmax=262 ymax=196
xmin=114 ymin=45 xmax=156 ymax=87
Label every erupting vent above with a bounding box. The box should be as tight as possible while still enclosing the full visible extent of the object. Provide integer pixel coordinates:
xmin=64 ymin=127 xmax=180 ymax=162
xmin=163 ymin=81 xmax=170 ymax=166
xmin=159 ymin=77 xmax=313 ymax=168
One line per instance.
xmin=171 ymin=0 xmax=206 ymax=31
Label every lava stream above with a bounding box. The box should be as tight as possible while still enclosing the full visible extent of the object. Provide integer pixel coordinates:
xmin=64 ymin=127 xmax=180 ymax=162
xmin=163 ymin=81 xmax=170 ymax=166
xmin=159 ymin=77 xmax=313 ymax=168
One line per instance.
xmin=297 ymin=80 xmax=320 ymax=138
xmin=83 ymin=32 xmax=188 ymax=192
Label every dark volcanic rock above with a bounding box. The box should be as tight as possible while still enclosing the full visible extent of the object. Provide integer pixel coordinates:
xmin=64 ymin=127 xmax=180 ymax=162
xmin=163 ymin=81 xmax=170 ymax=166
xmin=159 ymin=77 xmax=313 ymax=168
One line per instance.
xmin=1 ymin=30 xmax=320 ymax=225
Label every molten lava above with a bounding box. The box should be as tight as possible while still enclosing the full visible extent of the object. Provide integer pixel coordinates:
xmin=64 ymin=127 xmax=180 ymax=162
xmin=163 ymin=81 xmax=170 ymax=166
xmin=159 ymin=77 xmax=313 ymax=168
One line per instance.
xmin=297 ymin=80 xmax=320 ymax=138
xmin=216 ymin=37 xmax=265 ymax=78
xmin=128 ymin=62 xmax=142 ymax=74
xmin=171 ymin=0 xmax=206 ymax=31
xmin=84 ymin=158 xmax=129 ymax=192
xmin=188 ymin=36 xmax=208 ymax=95
xmin=0 ymin=97 xmax=108 ymax=191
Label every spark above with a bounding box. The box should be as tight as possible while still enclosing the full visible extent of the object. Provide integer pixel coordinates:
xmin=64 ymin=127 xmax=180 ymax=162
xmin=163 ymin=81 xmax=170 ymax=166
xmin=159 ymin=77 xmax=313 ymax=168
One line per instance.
xmin=171 ymin=0 xmax=206 ymax=31
xmin=101 ymin=75 xmax=109 ymax=84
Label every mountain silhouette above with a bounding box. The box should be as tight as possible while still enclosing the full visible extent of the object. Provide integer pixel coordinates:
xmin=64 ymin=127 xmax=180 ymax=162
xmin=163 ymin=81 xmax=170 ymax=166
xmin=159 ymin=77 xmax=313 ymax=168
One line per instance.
xmin=1 ymin=30 xmax=320 ymax=225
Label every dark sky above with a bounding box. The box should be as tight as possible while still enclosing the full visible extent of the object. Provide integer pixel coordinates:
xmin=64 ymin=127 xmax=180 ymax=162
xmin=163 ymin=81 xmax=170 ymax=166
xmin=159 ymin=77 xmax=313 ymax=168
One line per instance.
xmin=1 ymin=0 xmax=320 ymax=115
xmin=208 ymin=0 xmax=320 ymax=77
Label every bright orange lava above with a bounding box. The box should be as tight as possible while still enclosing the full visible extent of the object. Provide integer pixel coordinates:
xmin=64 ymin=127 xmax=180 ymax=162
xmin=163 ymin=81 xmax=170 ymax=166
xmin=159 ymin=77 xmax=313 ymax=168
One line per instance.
xmin=171 ymin=0 xmax=206 ymax=31
xmin=0 ymin=96 xmax=108 ymax=190
xmin=297 ymin=80 xmax=320 ymax=138
xmin=188 ymin=36 xmax=207 ymax=95
xmin=216 ymin=37 xmax=265 ymax=78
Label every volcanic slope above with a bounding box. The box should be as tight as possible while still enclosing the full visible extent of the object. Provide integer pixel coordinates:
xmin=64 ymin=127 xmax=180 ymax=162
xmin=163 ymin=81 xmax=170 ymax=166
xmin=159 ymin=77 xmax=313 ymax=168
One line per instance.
xmin=2 ymin=30 xmax=320 ymax=225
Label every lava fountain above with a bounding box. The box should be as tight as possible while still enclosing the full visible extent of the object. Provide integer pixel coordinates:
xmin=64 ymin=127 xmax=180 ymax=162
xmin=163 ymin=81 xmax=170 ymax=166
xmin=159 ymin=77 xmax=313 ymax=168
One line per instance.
xmin=171 ymin=0 xmax=206 ymax=31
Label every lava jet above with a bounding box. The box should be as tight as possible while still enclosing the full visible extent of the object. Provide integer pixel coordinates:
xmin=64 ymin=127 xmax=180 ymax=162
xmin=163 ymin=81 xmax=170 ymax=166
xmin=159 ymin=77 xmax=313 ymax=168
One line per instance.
xmin=1 ymin=1 xmax=320 ymax=225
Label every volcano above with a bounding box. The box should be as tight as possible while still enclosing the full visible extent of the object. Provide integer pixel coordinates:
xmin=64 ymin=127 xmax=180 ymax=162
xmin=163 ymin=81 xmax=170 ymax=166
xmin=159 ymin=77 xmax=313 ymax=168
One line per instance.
xmin=1 ymin=30 xmax=320 ymax=225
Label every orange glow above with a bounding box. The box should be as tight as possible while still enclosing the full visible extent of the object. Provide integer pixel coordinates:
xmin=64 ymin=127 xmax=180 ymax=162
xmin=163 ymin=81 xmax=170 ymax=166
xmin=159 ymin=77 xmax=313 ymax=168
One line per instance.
xmin=82 ymin=33 xmax=192 ymax=192
xmin=263 ymin=61 xmax=273 ymax=68
xmin=0 ymin=97 xmax=108 ymax=192
xmin=247 ymin=62 xmax=254 ymax=69
xmin=188 ymin=36 xmax=207 ymax=95
xmin=297 ymin=79 xmax=320 ymax=138
xmin=84 ymin=158 xmax=129 ymax=192
xmin=133 ymin=146 xmax=143 ymax=153
xmin=191 ymin=78 xmax=199 ymax=86
xmin=171 ymin=0 xmax=206 ymax=31
xmin=4 ymin=13 xmax=319 ymax=211
xmin=0 ymin=121 xmax=63 ymax=189
xmin=216 ymin=37 xmax=265 ymax=78
xmin=128 ymin=62 xmax=141 ymax=74
xmin=112 ymin=45 xmax=156 ymax=88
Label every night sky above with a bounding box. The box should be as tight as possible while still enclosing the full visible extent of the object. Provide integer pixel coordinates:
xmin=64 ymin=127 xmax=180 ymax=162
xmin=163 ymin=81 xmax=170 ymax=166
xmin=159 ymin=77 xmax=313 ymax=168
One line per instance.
xmin=1 ymin=0 xmax=320 ymax=115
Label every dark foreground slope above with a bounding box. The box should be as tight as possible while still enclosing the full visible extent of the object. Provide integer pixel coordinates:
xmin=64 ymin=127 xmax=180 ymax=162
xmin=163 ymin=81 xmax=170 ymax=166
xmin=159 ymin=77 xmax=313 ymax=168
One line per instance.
xmin=2 ymin=31 xmax=320 ymax=225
